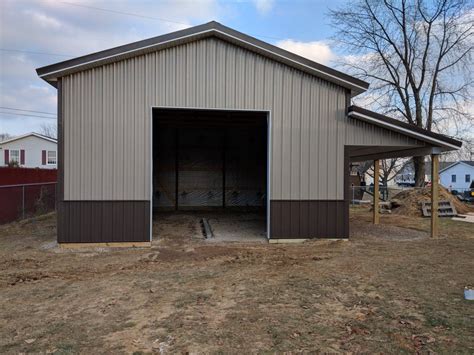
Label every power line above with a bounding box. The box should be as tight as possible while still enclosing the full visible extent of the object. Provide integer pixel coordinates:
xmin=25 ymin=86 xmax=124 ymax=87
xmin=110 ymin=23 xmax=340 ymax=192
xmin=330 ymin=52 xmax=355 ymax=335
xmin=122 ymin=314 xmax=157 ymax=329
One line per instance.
xmin=60 ymin=1 xmax=189 ymax=25
xmin=1 ymin=5 xmax=290 ymax=63
xmin=0 ymin=107 xmax=56 ymax=116
xmin=0 ymin=48 xmax=73 ymax=58
xmin=60 ymin=1 xmax=285 ymax=41
xmin=0 ymin=111 xmax=56 ymax=120
xmin=1 ymin=6 xmax=287 ymax=61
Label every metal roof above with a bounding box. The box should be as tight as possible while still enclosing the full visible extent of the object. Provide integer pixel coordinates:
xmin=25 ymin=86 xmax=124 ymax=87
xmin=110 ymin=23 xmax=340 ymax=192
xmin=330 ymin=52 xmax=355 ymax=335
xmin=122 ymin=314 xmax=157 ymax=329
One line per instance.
xmin=36 ymin=21 xmax=369 ymax=95
xmin=439 ymin=161 xmax=474 ymax=174
xmin=348 ymin=106 xmax=462 ymax=150
xmin=0 ymin=132 xmax=57 ymax=145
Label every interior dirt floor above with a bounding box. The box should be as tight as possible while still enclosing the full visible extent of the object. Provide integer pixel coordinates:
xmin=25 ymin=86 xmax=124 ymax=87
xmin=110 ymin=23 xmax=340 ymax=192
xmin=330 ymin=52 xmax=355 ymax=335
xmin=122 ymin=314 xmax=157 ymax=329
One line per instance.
xmin=0 ymin=207 xmax=473 ymax=353
xmin=154 ymin=212 xmax=267 ymax=243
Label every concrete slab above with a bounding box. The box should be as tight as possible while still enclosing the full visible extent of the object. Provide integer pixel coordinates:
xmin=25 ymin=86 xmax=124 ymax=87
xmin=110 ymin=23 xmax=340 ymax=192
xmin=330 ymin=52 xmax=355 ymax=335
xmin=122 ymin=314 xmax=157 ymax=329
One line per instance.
xmin=452 ymin=213 xmax=474 ymax=223
xmin=206 ymin=213 xmax=267 ymax=243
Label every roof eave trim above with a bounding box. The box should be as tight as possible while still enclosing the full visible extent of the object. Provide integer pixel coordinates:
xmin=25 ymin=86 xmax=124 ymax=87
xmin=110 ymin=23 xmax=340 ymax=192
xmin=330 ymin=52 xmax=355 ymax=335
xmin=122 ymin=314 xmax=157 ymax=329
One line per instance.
xmin=438 ymin=162 xmax=458 ymax=173
xmin=213 ymin=30 xmax=368 ymax=94
xmin=439 ymin=161 xmax=474 ymax=174
xmin=37 ymin=28 xmax=368 ymax=94
xmin=348 ymin=111 xmax=461 ymax=150
xmin=37 ymin=29 xmax=212 ymax=79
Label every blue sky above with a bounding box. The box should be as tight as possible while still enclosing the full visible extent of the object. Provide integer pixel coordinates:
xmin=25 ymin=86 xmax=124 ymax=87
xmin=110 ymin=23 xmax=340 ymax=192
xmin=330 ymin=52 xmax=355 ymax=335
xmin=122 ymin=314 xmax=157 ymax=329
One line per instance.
xmin=0 ymin=0 xmax=350 ymax=136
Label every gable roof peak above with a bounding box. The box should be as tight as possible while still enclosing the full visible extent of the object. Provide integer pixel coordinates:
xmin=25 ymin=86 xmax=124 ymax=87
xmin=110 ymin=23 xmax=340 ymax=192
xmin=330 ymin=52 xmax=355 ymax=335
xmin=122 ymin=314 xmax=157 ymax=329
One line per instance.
xmin=36 ymin=21 xmax=369 ymax=95
xmin=0 ymin=132 xmax=57 ymax=145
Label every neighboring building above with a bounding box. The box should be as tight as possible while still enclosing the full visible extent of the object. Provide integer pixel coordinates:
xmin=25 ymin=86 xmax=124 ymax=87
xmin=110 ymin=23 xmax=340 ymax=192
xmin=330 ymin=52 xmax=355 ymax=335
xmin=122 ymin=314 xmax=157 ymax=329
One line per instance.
xmin=0 ymin=133 xmax=57 ymax=169
xmin=439 ymin=161 xmax=474 ymax=190
xmin=36 ymin=21 xmax=461 ymax=245
xmin=395 ymin=160 xmax=452 ymax=186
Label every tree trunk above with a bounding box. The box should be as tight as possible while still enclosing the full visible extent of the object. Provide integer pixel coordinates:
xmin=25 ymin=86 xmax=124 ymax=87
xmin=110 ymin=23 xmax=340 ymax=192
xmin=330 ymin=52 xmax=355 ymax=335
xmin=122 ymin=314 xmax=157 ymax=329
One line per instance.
xmin=381 ymin=175 xmax=389 ymax=200
xmin=413 ymin=156 xmax=426 ymax=187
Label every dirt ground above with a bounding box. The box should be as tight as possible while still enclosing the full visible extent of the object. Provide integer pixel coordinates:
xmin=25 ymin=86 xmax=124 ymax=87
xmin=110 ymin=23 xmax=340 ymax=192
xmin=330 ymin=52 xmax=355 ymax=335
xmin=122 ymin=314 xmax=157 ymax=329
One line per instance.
xmin=0 ymin=208 xmax=473 ymax=354
xmin=194 ymin=212 xmax=267 ymax=242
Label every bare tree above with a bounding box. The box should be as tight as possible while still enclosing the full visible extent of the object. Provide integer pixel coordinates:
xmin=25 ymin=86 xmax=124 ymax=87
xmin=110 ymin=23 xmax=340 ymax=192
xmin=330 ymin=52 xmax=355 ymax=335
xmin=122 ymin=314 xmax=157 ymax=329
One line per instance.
xmin=330 ymin=0 xmax=473 ymax=186
xmin=365 ymin=158 xmax=410 ymax=186
xmin=39 ymin=123 xmax=57 ymax=139
xmin=356 ymin=160 xmax=374 ymax=177
xmin=0 ymin=133 xmax=12 ymax=142
xmin=443 ymin=136 xmax=474 ymax=160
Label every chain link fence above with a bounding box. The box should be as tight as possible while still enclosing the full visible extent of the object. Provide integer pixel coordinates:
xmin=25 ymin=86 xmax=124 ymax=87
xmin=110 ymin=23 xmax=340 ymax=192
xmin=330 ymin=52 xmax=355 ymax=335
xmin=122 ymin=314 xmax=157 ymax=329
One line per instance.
xmin=0 ymin=182 xmax=57 ymax=224
xmin=349 ymin=185 xmax=474 ymax=205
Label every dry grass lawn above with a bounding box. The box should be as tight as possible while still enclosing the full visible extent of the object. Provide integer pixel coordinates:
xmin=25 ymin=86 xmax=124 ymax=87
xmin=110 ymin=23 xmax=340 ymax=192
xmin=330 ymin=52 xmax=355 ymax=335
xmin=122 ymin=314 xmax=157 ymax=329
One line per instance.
xmin=0 ymin=207 xmax=473 ymax=353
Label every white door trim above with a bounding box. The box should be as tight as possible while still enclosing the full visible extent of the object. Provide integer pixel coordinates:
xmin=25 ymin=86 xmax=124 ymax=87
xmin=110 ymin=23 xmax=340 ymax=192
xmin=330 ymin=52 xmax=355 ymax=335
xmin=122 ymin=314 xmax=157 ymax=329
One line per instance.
xmin=149 ymin=106 xmax=272 ymax=241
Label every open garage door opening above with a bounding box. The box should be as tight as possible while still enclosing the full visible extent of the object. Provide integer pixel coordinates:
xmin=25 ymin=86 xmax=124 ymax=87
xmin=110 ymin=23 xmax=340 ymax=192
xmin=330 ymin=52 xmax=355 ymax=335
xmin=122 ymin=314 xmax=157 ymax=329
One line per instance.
xmin=152 ymin=108 xmax=269 ymax=242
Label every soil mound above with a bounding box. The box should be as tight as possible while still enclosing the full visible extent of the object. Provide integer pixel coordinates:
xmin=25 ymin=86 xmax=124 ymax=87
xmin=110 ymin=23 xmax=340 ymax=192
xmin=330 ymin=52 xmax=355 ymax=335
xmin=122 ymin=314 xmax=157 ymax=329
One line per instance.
xmin=391 ymin=186 xmax=473 ymax=216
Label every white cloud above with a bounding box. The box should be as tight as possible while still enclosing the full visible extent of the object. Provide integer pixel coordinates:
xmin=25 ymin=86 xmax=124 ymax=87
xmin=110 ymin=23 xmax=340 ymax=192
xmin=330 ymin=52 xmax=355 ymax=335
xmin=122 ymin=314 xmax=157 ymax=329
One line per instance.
xmin=252 ymin=0 xmax=274 ymax=14
xmin=27 ymin=11 xmax=62 ymax=29
xmin=275 ymin=39 xmax=336 ymax=65
xmin=0 ymin=0 xmax=222 ymax=135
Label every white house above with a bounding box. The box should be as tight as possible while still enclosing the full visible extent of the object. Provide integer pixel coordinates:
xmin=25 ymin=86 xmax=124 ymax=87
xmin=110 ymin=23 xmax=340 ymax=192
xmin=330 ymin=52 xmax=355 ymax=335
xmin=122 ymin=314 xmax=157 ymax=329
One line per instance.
xmin=0 ymin=133 xmax=57 ymax=169
xmin=439 ymin=161 xmax=474 ymax=190
xmin=395 ymin=160 xmax=453 ymax=186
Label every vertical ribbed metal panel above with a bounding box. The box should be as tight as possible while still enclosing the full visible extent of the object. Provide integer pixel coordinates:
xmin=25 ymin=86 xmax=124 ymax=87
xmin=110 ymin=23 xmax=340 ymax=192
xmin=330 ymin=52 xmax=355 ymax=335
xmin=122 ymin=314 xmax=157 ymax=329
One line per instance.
xmin=62 ymin=37 xmax=425 ymax=201
xmin=102 ymin=64 xmax=114 ymax=199
xmin=335 ymin=90 xmax=346 ymax=199
xmin=271 ymin=62 xmax=283 ymax=200
xmin=300 ymin=76 xmax=311 ymax=199
xmin=216 ymin=42 xmax=226 ymax=106
xmin=290 ymin=73 xmax=302 ymax=199
xmin=308 ymin=80 xmax=319 ymax=199
xmin=280 ymin=67 xmax=292 ymax=200
xmin=318 ymin=81 xmax=329 ymax=200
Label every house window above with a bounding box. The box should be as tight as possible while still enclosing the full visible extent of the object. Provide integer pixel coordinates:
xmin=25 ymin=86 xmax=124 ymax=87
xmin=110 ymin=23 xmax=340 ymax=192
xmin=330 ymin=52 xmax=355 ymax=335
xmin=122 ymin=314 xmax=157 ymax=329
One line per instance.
xmin=47 ymin=151 xmax=57 ymax=165
xmin=466 ymin=174 xmax=471 ymax=183
xmin=451 ymin=174 xmax=456 ymax=183
xmin=9 ymin=149 xmax=20 ymax=163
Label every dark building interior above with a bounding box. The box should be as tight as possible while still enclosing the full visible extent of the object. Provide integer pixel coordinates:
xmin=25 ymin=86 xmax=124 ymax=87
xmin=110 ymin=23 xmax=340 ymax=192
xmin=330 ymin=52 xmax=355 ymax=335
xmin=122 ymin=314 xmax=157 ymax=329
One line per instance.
xmin=152 ymin=108 xmax=268 ymax=215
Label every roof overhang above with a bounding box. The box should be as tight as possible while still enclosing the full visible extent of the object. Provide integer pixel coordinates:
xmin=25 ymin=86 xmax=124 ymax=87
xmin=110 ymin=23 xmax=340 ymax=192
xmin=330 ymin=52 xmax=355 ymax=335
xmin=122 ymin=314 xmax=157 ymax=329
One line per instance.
xmin=348 ymin=106 xmax=462 ymax=151
xmin=36 ymin=21 xmax=369 ymax=96
xmin=347 ymin=145 xmax=446 ymax=162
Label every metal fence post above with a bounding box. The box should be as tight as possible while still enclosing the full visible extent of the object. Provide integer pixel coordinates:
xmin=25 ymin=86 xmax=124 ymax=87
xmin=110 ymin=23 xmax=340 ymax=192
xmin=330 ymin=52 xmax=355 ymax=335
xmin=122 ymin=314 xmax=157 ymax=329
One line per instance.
xmin=352 ymin=185 xmax=355 ymax=205
xmin=0 ymin=182 xmax=57 ymax=224
xmin=22 ymin=185 xmax=25 ymax=219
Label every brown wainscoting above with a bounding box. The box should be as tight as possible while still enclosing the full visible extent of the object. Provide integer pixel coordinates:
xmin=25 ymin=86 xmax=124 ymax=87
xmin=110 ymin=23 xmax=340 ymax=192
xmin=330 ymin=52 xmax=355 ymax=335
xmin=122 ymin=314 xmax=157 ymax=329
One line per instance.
xmin=57 ymin=201 xmax=150 ymax=243
xmin=270 ymin=200 xmax=347 ymax=239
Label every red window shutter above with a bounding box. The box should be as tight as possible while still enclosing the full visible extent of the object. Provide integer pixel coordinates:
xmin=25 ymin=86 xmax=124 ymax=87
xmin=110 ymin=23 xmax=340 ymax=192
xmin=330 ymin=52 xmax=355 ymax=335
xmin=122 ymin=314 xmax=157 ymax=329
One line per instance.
xmin=20 ymin=149 xmax=25 ymax=165
xmin=42 ymin=150 xmax=47 ymax=165
xmin=4 ymin=149 xmax=8 ymax=165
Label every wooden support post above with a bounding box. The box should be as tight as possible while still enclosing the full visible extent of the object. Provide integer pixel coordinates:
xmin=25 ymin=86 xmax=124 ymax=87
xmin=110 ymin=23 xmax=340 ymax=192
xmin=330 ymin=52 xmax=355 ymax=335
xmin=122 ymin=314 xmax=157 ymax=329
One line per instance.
xmin=431 ymin=154 xmax=439 ymax=238
xmin=373 ymin=159 xmax=380 ymax=225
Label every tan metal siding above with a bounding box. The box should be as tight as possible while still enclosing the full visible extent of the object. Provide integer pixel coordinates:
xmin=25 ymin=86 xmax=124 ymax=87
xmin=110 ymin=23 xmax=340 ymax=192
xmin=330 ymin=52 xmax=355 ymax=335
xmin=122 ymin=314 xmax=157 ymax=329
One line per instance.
xmin=62 ymin=37 xmax=424 ymax=201
xmin=280 ymin=67 xmax=292 ymax=200
xmin=300 ymin=76 xmax=311 ymax=200
xmin=335 ymin=91 xmax=347 ymax=199
xmin=102 ymin=65 xmax=114 ymax=199
xmin=318 ymin=81 xmax=329 ymax=200
xmin=271 ymin=62 xmax=282 ymax=200
xmin=308 ymin=81 xmax=319 ymax=199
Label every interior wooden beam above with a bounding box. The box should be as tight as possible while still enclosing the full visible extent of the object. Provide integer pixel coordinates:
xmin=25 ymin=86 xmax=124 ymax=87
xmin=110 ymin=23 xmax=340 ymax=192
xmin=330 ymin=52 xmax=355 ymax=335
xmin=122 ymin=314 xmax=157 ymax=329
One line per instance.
xmin=431 ymin=154 xmax=439 ymax=238
xmin=373 ymin=159 xmax=380 ymax=225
